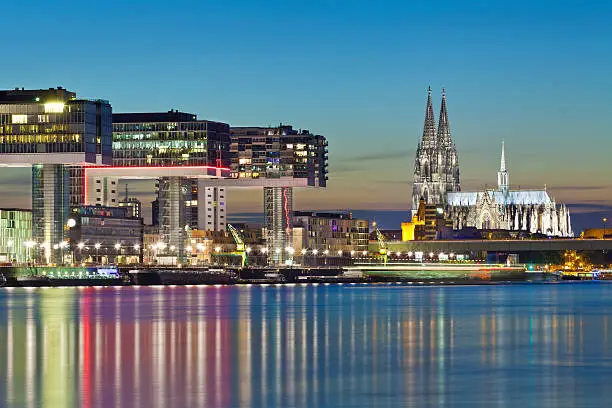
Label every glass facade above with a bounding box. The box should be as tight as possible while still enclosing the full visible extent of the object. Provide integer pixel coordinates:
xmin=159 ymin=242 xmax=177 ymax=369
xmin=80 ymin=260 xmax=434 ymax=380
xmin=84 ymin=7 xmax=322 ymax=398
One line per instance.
xmin=230 ymin=125 xmax=328 ymax=187
xmin=0 ymin=209 xmax=32 ymax=263
xmin=0 ymin=88 xmax=112 ymax=163
xmin=0 ymin=88 xmax=113 ymax=264
xmin=112 ymin=112 xmax=230 ymax=167
xmin=109 ymin=112 xmax=231 ymax=258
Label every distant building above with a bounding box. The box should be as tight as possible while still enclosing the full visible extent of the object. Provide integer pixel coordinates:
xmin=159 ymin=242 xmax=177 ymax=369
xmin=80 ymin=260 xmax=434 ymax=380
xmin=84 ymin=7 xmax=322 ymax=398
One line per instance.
xmin=401 ymin=199 xmax=448 ymax=241
xmin=581 ymin=228 xmax=611 ymax=239
xmin=67 ymin=205 xmax=143 ymax=264
xmin=446 ymin=143 xmax=573 ymax=237
xmin=0 ymin=209 xmax=32 ymax=263
xmin=118 ymin=185 xmax=142 ymax=218
xmin=151 ymin=198 xmax=159 ymax=226
xmin=292 ymin=210 xmax=369 ymax=253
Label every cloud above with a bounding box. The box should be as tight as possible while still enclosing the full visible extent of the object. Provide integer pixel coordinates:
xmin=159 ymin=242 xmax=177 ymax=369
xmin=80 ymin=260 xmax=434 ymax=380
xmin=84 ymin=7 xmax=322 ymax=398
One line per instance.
xmin=566 ymin=202 xmax=612 ymax=213
xmin=549 ymin=186 xmax=607 ymax=192
xmin=351 ymin=150 xmax=414 ymax=162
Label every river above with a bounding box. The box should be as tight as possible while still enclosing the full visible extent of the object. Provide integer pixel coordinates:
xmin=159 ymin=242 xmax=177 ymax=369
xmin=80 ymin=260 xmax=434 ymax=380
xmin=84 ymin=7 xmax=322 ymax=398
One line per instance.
xmin=1 ymin=283 xmax=611 ymax=407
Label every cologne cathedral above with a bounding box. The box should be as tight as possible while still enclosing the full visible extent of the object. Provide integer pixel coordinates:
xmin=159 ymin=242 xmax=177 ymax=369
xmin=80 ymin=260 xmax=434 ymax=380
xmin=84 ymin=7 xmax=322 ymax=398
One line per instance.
xmin=411 ymin=87 xmax=573 ymax=238
xmin=445 ymin=142 xmax=573 ymax=237
xmin=411 ymin=87 xmax=460 ymax=215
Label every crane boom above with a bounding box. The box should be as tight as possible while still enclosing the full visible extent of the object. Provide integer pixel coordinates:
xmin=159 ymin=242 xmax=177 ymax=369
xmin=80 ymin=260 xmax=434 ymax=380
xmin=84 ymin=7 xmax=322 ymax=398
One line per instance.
xmin=373 ymin=222 xmax=388 ymax=265
xmin=227 ymin=224 xmax=247 ymax=267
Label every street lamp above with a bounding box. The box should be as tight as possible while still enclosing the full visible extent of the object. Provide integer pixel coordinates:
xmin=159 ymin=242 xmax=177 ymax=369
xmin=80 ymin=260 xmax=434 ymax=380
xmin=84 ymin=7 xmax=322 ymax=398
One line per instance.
xmin=24 ymin=240 xmax=36 ymax=264
xmin=604 ymin=218 xmax=608 ymax=239
xmin=94 ymin=243 xmax=101 ymax=264
xmin=59 ymin=241 xmax=68 ymax=265
xmin=113 ymin=243 xmax=121 ymax=265
xmin=7 ymin=240 xmax=13 ymax=262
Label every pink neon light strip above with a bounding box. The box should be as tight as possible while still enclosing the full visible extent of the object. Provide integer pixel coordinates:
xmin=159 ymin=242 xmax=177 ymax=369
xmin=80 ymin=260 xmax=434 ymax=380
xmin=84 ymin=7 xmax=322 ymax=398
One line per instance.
xmin=83 ymin=165 xmax=231 ymax=171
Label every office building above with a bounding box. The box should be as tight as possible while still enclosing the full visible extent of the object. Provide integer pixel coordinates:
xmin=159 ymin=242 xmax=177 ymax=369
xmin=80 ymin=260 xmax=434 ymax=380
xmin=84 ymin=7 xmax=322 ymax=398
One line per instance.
xmin=0 ymin=87 xmax=112 ymax=263
xmin=0 ymin=209 xmax=32 ymax=263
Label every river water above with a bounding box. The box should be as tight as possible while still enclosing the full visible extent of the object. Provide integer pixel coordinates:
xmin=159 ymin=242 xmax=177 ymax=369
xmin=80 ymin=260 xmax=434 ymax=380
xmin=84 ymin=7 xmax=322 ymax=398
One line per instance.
xmin=1 ymin=283 xmax=612 ymax=407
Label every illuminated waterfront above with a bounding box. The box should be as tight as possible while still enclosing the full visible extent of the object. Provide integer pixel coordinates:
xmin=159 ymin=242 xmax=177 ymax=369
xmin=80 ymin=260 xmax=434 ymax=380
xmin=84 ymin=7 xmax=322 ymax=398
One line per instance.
xmin=1 ymin=284 xmax=612 ymax=407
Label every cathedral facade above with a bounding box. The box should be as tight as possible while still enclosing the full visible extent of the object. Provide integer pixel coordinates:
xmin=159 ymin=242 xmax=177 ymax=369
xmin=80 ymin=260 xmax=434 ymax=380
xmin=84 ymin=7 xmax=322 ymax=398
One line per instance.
xmin=445 ymin=143 xmax=573 ymax=237
xmin=412 ymin=87 xmax=460 ymax=216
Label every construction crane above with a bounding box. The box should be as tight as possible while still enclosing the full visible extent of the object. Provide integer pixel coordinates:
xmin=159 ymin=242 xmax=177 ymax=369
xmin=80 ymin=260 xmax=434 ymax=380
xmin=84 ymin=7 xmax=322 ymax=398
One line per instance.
xmin=372 ymin=221 xmax=388 ymax=265
xmin=227 ymin=224 xmax=247 ymax=267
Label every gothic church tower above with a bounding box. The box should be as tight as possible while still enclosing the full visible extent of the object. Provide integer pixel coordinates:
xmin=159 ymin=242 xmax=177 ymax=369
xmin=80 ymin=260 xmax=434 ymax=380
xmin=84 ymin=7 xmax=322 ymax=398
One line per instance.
xmin=412 ymin=87 xmax=460 ymax=215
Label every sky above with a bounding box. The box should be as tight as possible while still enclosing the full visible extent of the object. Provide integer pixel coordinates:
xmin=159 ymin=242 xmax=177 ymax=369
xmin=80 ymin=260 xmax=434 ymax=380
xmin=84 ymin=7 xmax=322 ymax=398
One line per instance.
xmin=0 ymin=0 xmax=610 ymax=231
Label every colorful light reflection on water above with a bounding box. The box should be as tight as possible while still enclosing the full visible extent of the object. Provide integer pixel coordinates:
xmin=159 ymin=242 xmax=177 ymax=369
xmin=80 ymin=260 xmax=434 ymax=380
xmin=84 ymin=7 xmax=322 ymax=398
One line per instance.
xmin=1 ymin=283 xmax=612 ymax=407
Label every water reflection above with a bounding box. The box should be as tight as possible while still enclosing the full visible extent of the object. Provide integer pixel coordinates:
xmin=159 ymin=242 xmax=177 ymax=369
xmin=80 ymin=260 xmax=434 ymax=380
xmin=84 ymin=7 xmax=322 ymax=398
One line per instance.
xmin=1 ymin=284 xmax=612 ymax=407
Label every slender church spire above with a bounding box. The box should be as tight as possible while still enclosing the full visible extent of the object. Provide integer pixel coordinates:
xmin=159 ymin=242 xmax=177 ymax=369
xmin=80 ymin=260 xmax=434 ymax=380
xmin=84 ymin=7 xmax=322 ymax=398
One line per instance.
xmin=437 ymin=88 xmax=452 ymax=147
xmin=421 ymin=86 xmax=437 ymax=148
xmin=498 ymin=141 xmax=509 ymax=193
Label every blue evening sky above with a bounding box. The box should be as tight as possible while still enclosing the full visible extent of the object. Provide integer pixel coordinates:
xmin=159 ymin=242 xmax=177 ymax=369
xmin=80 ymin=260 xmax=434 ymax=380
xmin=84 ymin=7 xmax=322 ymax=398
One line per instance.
xmin=0 ymin=0 xmax=610 ymax=229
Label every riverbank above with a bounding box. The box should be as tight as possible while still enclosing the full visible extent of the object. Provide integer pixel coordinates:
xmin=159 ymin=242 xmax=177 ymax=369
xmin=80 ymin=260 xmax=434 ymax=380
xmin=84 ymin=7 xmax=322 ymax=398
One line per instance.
xmin=0 ymin=263 xmax=563 ymax=287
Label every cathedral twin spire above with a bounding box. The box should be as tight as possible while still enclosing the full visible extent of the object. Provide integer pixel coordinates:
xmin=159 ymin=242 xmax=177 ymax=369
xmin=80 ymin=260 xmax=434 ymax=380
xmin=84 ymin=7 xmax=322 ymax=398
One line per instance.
xmin=421 ymin=86 xmax=453 ymax=148
xmin=412 ymin=87 xmax=461 ymax=213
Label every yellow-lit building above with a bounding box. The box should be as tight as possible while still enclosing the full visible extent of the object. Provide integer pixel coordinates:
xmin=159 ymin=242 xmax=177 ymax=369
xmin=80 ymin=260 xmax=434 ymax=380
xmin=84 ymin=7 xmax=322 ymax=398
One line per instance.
xmin=581 ymin=228 xmax=611 ymax=239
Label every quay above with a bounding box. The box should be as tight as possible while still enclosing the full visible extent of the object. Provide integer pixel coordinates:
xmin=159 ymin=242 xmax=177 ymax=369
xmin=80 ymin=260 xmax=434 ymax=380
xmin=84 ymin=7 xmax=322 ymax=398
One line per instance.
xmin=0 ymin=262 xmax=559 ymax=287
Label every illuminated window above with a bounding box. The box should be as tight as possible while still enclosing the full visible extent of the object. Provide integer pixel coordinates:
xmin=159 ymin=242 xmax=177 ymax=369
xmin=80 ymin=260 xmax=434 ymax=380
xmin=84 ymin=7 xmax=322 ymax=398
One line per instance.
xmin=44 ymin=102 xmax=65 ymax=113
xmin=12 ymin=115 xmax=28 ymax=124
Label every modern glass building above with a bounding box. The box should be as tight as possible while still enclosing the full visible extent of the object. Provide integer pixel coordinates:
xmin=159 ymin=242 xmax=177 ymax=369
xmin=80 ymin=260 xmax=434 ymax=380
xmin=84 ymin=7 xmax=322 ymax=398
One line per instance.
xmin=90 ymin=111 xmax=231 ymax=259
xmin=0 ymin=87 xmax=112 ymax=263
xmin=230 ymin=125 xmax=328 ymax=187
xmin=0 ymin=209 xmax=32 ymax=264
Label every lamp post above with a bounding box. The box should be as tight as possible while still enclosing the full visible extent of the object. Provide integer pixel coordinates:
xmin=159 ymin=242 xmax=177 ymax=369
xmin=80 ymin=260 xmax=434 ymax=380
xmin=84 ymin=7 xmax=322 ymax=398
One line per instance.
xmin=94 ymin=243 xmax=101 ymax=264
xmin=114 ymin=243 xmax=121 ymax=264
xmin=7 ymin=240 xmax=13 ymax=263
xmin=24 ymin=240 xmax=36 ymax=264
xmin=604 ymin=218 xmax=608 ymax=239
xmin=77 ymin=242 xmax=84 ymax=264
xmin=59 ymin=241 xmax=68 ymax=265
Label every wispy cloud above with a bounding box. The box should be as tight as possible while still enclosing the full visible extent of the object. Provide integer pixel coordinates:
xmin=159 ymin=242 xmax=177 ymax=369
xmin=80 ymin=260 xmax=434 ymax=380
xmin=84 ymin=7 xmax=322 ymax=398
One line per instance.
xmin=549 ymin=186 xmax=607 ymax=192
xmin=351 ymin=150 xmax=414 ymax=162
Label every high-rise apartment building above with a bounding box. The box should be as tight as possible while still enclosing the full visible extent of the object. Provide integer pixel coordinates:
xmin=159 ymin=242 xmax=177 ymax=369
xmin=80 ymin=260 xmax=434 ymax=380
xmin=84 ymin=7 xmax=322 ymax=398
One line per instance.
xmin=230 ymin=125 xmax=328 ymax=263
